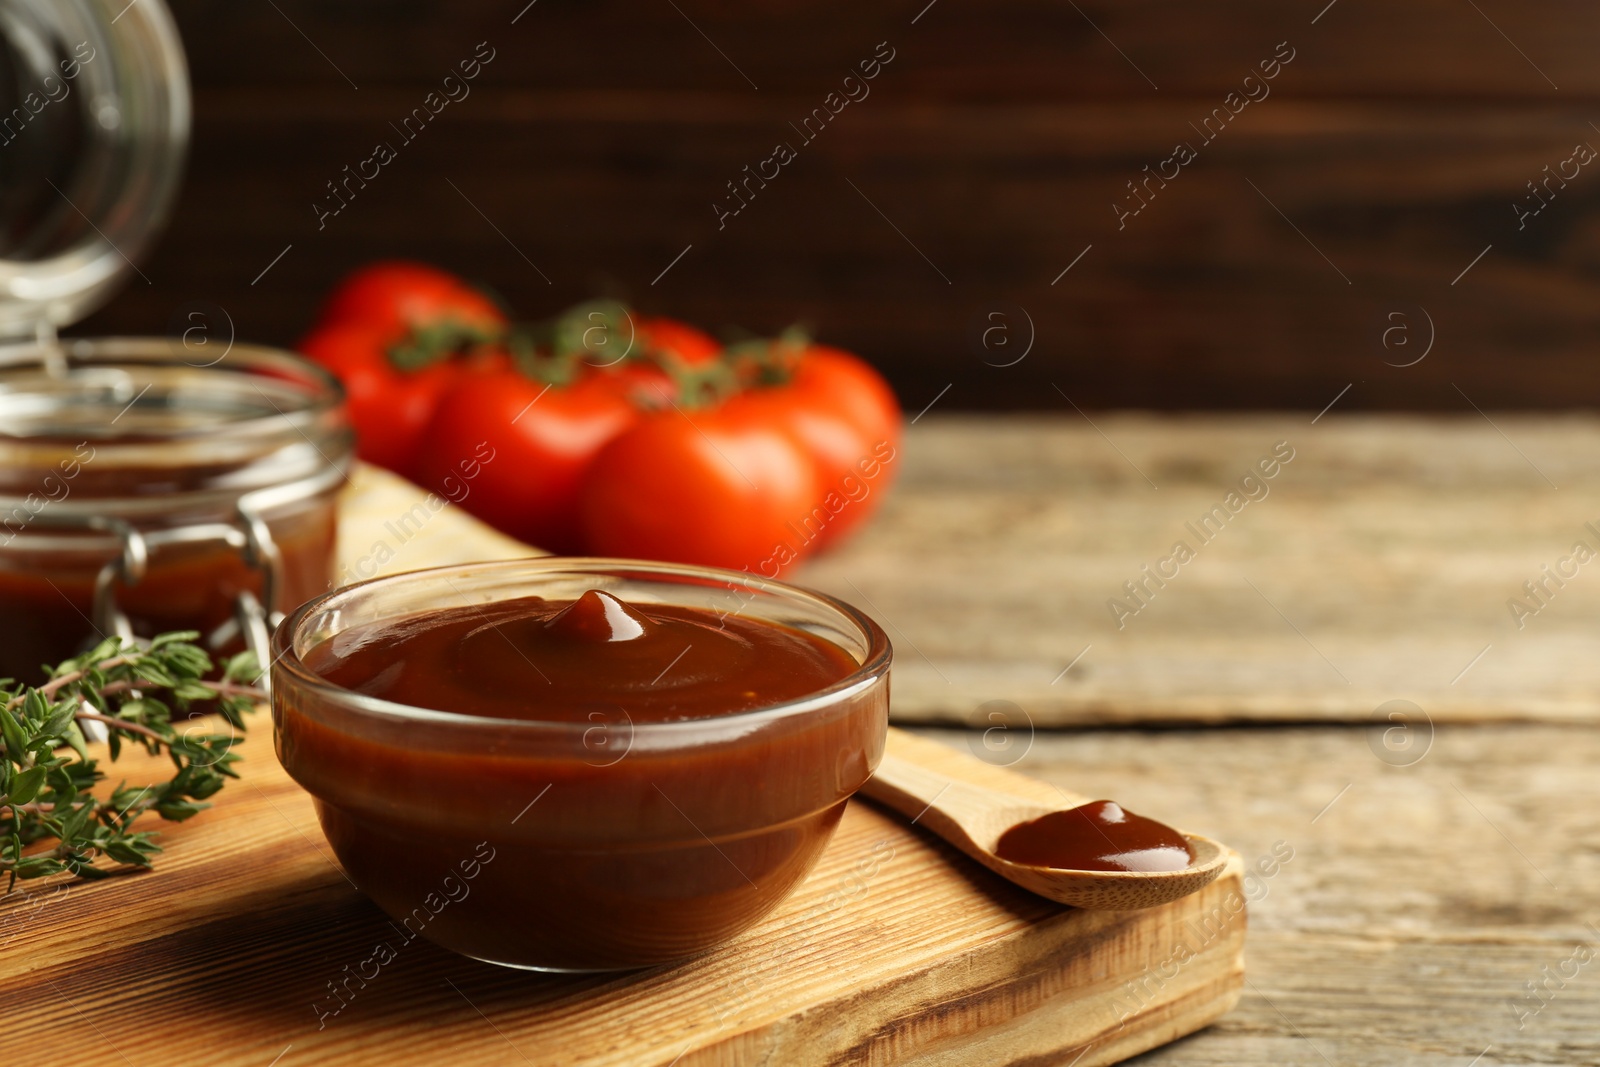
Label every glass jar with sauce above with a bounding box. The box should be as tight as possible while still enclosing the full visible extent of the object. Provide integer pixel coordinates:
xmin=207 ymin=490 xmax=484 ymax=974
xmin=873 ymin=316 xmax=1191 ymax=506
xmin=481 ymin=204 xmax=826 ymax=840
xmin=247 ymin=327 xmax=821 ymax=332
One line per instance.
xmin=0 ymin=0 xmax=352 ymax=678
xmin=0 ymin=341 xmax=351 ymax=681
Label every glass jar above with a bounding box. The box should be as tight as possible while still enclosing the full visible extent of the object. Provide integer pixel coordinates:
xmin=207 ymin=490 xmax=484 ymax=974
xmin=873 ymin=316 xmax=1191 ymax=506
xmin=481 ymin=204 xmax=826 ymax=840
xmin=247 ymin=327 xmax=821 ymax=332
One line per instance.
xmin=272 ymin=558 xmax=892 ymax=971
xmin=0 ymin=0 xmax=189 ymax=333
xmin=0 ymin=338 xmax=352 ymax=681
xmin=0 ymin=0 xmax=352 ymax=679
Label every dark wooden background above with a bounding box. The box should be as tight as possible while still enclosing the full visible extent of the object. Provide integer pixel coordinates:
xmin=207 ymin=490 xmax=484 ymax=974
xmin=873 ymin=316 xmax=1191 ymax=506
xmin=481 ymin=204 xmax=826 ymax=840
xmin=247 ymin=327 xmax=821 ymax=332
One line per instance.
xmin=72 ymin=0 xmax=1600 ymax=411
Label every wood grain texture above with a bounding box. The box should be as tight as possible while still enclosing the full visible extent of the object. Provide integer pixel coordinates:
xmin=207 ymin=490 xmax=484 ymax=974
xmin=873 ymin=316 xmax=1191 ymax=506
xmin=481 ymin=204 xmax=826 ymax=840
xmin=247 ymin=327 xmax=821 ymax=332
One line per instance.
xmin=61 ymin=1 xmax=1600 ymax=410
xmin=0 ymin=725 xmax=1246 ymax=1066
xmin=149 ymin=0 xmax=1600 ymax=99
xmin=800 ymin=414 xmax=1600 ymax=725
xmin=965 ymin=722 xmax=1600 ymax=1065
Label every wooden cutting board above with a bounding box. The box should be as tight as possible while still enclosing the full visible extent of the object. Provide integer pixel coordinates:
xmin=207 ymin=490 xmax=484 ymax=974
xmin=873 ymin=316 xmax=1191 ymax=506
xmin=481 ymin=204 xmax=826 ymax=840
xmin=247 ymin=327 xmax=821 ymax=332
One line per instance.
xmin=333 ymin=462 xmax=544 ymax=579
xmin=0 ymin=726 xmax=1245 ymax=1066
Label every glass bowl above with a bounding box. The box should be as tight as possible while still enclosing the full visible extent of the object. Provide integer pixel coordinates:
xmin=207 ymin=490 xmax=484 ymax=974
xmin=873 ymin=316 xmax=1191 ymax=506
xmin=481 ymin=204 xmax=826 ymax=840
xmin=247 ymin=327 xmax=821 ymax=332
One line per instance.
xmin=271 ymin=557 xmax=892 ymax=971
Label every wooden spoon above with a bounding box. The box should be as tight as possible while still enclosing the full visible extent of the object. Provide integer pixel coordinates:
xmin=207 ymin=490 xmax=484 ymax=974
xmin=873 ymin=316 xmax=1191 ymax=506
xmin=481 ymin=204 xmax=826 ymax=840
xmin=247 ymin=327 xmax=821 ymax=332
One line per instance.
xmin=861 ymin=728 xmax=1229 ymax=910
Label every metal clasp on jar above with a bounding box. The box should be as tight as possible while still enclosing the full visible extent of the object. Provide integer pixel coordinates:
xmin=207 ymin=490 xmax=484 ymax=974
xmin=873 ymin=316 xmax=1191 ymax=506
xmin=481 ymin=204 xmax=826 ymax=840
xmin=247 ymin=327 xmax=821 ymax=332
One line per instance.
xmin=21 ymin=467 xmax=343 ymax=696
xmin=81 ymin=501 xmax=280 ymax=688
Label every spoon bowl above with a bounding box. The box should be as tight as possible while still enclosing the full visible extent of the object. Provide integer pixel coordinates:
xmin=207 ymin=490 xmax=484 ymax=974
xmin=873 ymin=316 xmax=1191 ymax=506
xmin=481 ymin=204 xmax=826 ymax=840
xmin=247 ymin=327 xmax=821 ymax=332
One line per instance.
xmin=861 ymin=729 xmax=1229 ymax=910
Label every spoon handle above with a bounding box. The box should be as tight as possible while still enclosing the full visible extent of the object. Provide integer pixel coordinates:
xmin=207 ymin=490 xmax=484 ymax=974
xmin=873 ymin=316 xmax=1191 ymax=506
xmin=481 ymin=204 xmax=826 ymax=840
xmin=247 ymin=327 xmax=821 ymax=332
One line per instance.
xmin=862 ymin=728 xmax=1087 ymax=857
xmin=861 ymin=749 xmax=994 ymax=823
xmin=867 ymin=727 xmax=1089 ymax=810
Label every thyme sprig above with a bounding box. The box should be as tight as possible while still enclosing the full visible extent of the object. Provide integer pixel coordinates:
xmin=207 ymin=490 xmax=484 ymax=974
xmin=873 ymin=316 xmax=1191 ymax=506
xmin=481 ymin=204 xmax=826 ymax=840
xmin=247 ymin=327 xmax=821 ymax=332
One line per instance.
xmin=0 ymin=633 xmax=264 ymax=890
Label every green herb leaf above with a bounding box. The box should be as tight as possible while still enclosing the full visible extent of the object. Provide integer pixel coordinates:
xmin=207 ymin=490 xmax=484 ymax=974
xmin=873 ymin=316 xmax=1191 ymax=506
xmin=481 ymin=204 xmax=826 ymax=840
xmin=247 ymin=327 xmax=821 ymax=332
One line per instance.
xmin=7 ymin=765 xmax=45 ymax=805
xmin=0 ymin=634 xmax=265 ymax=884
xmin=40 ymin=700 xmax=77 ymax=740
xmin=0 ymin=708 xmax=27 ymax=763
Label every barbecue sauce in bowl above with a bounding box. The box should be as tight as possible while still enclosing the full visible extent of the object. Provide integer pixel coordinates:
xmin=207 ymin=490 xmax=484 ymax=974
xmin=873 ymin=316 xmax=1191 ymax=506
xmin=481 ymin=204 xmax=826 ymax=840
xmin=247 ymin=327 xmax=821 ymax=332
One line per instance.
xmin=273 ymin=563 xmax=891 ymax=972
xmin=310 ymin=590 xmax=857 ymax=723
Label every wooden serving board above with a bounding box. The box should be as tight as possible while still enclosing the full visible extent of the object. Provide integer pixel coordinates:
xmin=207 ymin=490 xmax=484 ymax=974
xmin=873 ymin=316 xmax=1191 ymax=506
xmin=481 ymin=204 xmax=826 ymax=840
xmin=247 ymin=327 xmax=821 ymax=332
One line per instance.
xmin=0 ymin=727 xmax=1245 ymax=1066
xmin=334 ymin=462 xmax=544 ymax=581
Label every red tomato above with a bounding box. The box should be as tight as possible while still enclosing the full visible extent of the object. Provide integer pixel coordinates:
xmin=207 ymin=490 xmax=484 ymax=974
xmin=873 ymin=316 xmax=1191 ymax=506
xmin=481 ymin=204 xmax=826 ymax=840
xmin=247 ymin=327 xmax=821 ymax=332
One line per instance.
xmin=301 ymin=262 xmax=508 ymax=477
xmin=595 ymin=362 xmax=677 ymax=410
xmin=580 ymin=394 xmax=821 ymax=575
xmin=416 ymin=369 xmax=643 ymax=553
xmin=298 ymin=320 xmax=468 ymax=475
xmin=317 ymin=261 xmax=505 ymax=336
xmin=776 ymin=345 xmax=902 ymax=548
xmin=579 ymin=317 xmax=723 ymax=409
xmin=637 ymin=317 xmax=720 ymax=367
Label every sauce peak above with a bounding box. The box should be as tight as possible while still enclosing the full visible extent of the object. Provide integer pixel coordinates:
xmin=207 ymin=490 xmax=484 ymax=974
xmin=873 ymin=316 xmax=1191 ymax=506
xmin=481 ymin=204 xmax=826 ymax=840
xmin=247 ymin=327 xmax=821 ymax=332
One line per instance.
xmin=543 ymin=589 xmax=655 ymax=643
xmin=994 ymin=800 xmax=1195 ymax=873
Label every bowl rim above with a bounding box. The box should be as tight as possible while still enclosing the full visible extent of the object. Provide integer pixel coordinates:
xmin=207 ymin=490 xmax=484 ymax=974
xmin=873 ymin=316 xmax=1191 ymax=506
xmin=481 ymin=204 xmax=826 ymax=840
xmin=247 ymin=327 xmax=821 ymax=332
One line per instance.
xmin=271 ymin=556 xmax=894 ymax=737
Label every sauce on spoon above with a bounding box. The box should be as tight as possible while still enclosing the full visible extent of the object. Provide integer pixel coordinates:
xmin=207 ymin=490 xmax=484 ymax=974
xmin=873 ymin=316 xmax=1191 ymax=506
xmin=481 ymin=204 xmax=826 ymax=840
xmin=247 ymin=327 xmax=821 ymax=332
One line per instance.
xmin=994 ymin=800 xmax=1195 ymax=873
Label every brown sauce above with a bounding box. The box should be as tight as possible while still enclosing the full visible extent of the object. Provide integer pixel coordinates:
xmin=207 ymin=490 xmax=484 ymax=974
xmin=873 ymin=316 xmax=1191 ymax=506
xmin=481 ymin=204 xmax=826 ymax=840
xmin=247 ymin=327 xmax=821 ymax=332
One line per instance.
xmin=278 ymin=590 xmax=884 ymax=970
xmin=0 ymin=505 xmax=336 ymax=682
xmin=995 ymin=800 xmax=1195 ymax=873
xmin=307 ymin=589 xmax=857 ymax=723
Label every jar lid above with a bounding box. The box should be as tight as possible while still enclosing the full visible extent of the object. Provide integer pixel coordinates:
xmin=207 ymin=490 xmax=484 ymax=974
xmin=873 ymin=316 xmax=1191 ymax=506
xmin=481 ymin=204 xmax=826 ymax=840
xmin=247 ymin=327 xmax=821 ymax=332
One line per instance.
xmin=0 ymin=0 xmax=190 ymax=338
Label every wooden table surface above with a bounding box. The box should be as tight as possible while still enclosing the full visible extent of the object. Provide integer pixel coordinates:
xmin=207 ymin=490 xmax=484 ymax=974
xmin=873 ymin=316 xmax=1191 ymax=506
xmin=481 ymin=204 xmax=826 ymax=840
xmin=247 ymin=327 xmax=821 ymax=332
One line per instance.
xmin=805 ymin=413 xmax=1600 ymax=726
xmin=795 ymin=414 xmax=1599 ymax=1065
xmin=923 ymin=722 xmax=1600 ymax=1065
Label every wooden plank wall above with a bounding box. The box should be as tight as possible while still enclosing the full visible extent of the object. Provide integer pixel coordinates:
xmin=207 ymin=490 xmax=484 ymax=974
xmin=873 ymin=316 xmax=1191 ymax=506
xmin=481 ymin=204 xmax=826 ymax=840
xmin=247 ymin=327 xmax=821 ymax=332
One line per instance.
xmin=72 ymin=0 xmax=1600 ymax=411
